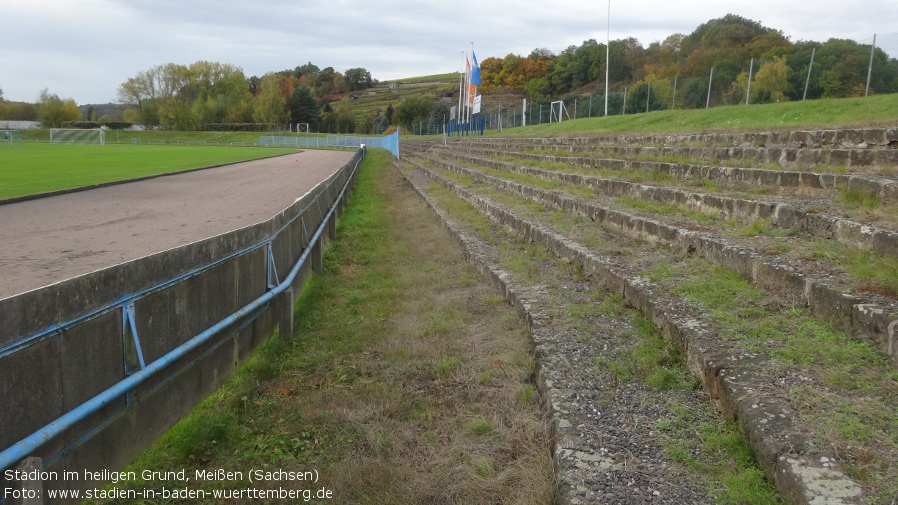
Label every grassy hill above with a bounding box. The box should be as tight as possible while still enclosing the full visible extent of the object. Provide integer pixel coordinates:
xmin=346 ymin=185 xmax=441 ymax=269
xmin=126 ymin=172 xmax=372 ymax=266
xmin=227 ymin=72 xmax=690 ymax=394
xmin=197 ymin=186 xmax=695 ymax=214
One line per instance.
xmin=12 ymin=79 xmax=898 ymax=142
xmin=348 ymin=72 xmax=897 ymax=137
xmin=345 ymin=73 xmax=459 ymax=121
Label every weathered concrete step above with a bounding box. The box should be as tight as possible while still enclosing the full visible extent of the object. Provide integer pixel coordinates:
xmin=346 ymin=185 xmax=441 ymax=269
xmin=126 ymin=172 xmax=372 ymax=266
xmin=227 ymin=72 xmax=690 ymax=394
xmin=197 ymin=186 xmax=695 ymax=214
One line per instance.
xmin=447 ymin=127 xmax=898 ymax=151
xmin=400 ymin=159 xmax=865 ymax=505
xmin=463 ymin=141 xmax=898 ymax=169
xmin=395 ymin=167 xmax=714 ymax=503
xmin=423 ymin=142 xmax=898 ymax=205
xmin=403 ymin=152 xmax=898 ymax=371
xmin=426 ymin=148 xmax=898 ymax=258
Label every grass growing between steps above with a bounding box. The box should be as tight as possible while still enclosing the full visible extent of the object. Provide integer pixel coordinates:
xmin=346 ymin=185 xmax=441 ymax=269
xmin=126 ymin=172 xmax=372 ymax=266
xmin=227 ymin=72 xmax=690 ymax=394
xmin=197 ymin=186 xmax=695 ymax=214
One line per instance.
xmin=662 ymin=259 xmax=898 ymax=501
xmin=417 ymin=163 xmax=783 ymax=504
xmin=92 ymin=149 xmax=554 ymax=504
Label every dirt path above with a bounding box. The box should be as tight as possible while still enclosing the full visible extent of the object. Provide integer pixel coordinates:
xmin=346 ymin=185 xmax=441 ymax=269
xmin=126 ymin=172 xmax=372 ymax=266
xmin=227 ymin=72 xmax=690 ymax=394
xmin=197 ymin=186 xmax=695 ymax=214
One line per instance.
xmin=0 ymin=149 xmax=354 ymax=299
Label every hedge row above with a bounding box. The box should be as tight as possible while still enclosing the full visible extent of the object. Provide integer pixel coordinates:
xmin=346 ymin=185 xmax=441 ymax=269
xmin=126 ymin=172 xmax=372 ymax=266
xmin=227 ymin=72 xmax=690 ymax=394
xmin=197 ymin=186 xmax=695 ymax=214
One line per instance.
xmin=203 ymin=123 xmax=280 ymax=132
xmin=61 ymin=121 xmax=135 ymax=130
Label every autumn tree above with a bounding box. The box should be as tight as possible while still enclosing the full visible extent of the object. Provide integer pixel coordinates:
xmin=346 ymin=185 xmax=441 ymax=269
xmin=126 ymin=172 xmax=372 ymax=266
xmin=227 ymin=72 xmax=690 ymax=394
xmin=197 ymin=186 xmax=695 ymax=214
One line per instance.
xmin=313 ymin=67 xmax=343 ymax=103
xmin=751 ymin=56 xmax=790 ymax=103
xmin=253 ymin=73 xmax=288 ymax=126
xmin=321 ymin=97 xmax=356 ymax=133
xmin=294 ymin=62 xmax=320 ymax=80
xmin=344 ymin=68 xmax=373 ymax=91
xmin=186 ymin=61 xmax=251 ymax=126
xmin=37 ymin=89 xmax=82 ymax=127
xmin=117 ymin=67 xmax=160 ymax=126
xmin=393 ymin=96 xmax=434 ymax=132
xmin=118 ymin=61 xmax=254 ymax=129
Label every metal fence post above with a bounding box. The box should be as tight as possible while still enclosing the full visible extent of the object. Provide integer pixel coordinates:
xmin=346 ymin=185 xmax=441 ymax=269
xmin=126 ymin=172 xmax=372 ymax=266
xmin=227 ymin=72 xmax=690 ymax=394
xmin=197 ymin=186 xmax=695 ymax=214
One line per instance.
xmin=866 ymin=34 xmax=877 ymax=97
xmin=803 ymin=47 xmax=816 ymax=101
xmin=706 ymin=67 xmax=714 ymax=109
xmin=279 ymin=287 xmax=294 ymax=340
xmin=746 ymin=58 xmax=754 ymax=105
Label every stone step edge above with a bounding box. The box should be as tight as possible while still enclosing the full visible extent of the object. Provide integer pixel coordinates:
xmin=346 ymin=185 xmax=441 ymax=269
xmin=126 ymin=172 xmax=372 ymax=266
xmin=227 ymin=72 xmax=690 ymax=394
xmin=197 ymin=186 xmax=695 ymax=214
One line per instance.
xmin=428 ymin=148 xmax=898 ymax=258
xmin=438 ymin=129 xmax=898 ymax=162
xmin=401 ymin=159 xmax=865 ymax=505
xmin=407 ymin=152 xmax=898 ymax=371
xmin=448 ymin=141 xmax=898 ymax=169
xmin=393 ymin=164 xmax=583 ymax=503
xmin=445 ymin=127 xmax=898 ymax=150
xmin=426 ymin=143 xmax=898 ymax=205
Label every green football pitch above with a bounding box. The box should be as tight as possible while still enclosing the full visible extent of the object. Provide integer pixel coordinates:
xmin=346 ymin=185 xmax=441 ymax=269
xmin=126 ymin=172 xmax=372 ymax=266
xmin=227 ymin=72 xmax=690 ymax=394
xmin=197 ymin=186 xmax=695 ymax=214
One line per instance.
xmin=0 ymin=143 xmax=297 ymax=200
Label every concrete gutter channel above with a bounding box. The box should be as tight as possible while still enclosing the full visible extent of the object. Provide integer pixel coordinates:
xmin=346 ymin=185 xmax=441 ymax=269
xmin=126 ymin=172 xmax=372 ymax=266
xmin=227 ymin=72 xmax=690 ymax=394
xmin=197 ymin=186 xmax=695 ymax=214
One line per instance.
xmin=428 ymin=146 xmax=898 ymax=258
xmin=395 ymin=152 xmax=866 ymax=504
xmin=408 ymin=150 xmax=898 ymax=374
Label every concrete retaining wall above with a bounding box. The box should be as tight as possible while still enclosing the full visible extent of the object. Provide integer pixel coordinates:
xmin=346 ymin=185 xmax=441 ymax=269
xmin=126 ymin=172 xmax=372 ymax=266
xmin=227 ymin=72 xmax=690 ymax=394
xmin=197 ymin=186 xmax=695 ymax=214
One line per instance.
xmin=0 ymin=149 xmax=362 ymax=503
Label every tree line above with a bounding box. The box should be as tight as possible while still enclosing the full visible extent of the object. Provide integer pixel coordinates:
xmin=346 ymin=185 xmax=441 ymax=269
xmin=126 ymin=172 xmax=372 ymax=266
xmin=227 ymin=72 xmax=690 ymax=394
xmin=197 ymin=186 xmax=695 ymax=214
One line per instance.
xmin=0 ymin=62 xmax=377 ymax=131
xmin=2 ymin=14 xmax=896 ymax=132
xmin=481 ymin=14 xmax=898 ymax=112
xmin=115 ymin=61 xmax=375 ymax=132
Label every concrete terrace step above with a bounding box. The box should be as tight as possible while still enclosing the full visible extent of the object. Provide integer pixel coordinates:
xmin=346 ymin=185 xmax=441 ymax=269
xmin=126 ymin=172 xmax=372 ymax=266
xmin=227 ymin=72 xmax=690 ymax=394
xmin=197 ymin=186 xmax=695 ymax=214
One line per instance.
xmin=425 ymin=146 xmax=898 ymax=257
xmin=398 ymin=154 xmax=867 ymax=505
xmin=454 ymin=127 xmax=898 ymax=151
xmin=446 ymin=128 xmax=898 ymax=171
xmin=426 ymin=141 xmax=898 ymax=204
xmin=403 ymin=150 xmax=898 ymax=372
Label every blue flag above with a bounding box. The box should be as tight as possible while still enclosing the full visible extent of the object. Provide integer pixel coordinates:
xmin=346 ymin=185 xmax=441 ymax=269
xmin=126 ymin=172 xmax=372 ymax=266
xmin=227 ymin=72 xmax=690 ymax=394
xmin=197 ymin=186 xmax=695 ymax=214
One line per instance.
xmin=472 ymin=51 xmax=482 ymax=86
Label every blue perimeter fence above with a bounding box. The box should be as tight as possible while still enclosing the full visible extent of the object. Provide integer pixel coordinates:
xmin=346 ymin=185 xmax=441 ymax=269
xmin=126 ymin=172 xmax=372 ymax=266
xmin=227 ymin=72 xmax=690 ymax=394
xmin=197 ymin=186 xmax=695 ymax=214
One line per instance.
xmin=260 ymin=130 xmax=400 ymax=160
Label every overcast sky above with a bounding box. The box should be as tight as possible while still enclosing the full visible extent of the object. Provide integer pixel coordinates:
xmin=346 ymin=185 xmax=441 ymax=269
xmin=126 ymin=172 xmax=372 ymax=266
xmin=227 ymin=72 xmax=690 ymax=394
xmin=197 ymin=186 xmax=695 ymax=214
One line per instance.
xmin=0 ymin=0 xmax=894 ymax=104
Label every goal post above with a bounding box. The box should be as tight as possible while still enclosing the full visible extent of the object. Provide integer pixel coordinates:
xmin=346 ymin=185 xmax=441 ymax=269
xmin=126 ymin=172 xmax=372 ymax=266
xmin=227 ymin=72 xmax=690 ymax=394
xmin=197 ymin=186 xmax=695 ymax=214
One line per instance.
xmin=3 ymin=130 xmax=22 ymax=146
xmin=549 ymin=101 xmax=570 ymax=123
xmin=50 ymin=128 xmax=106 ymax=145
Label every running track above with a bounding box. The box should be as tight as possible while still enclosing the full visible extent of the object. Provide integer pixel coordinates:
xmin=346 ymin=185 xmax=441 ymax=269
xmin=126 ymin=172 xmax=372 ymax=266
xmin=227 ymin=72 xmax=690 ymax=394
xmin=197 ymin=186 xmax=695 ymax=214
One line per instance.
xmin=0 ymin=150 xmax=355 ymax=299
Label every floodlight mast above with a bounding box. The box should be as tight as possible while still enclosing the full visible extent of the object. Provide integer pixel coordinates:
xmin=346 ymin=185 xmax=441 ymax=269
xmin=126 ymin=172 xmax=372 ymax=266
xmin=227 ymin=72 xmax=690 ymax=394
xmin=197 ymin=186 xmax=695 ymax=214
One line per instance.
xmin=604 ymin=0 xmax=610 ymax=117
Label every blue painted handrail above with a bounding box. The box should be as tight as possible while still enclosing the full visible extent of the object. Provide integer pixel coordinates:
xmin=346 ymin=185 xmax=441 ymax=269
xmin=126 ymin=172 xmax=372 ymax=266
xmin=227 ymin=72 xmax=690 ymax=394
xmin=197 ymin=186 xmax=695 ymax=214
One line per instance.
xmin=0 ymin=149 xmax=363 ymax=473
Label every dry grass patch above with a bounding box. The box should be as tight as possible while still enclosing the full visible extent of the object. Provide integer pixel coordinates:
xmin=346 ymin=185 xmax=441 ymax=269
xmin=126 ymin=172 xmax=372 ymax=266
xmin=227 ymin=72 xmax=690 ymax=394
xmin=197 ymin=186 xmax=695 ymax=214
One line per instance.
xmin=102 ymin=150 xmax=553 ymax=505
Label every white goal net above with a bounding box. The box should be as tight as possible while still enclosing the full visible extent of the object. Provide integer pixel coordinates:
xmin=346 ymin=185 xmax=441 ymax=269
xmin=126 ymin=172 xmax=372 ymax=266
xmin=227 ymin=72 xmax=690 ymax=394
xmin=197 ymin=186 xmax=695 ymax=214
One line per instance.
xmin=50 ymin=128 xmax=106 ymax=145
xmin=549 ymin=101 xmax=570 ymax=123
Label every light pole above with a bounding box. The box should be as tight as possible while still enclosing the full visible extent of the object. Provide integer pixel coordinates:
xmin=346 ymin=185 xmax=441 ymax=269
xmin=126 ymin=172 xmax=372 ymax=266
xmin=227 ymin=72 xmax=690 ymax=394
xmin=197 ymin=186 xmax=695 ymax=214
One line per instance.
xmin=604 ymin=0 xmax=610 ymax=116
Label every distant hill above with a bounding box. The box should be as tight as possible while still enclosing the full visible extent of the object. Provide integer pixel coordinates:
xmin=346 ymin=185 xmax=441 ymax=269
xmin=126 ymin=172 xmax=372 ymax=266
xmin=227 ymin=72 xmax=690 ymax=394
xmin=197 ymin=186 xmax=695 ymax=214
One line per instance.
xmin=346 ymin=73 xmax=527 ymax=130
xmin=78 ymin=103 xmax=128 ymax=120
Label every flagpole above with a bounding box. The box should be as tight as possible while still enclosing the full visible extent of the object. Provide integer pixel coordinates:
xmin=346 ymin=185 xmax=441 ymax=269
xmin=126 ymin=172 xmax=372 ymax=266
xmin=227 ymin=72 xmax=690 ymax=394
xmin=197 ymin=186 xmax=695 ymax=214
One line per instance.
xmin=469 ymin=42 xmax=475 ymax=132
xmin=465 ymin=45 xmax=471 ymax=132
xmin=458 ymin=51 xmax=465 ymax=135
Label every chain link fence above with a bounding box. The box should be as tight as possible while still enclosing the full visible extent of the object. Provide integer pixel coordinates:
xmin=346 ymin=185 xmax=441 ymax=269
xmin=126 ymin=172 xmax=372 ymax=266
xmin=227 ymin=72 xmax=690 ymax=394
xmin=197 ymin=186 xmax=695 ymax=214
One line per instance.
xmin=457 ymin=32 xmax=898 ymax=134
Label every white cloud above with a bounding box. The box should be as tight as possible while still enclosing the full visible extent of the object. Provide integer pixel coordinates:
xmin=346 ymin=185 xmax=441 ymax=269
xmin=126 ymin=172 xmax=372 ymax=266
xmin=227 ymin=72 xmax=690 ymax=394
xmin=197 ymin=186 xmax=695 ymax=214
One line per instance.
xmin=0 ymin=0 xmax=893 ymax=104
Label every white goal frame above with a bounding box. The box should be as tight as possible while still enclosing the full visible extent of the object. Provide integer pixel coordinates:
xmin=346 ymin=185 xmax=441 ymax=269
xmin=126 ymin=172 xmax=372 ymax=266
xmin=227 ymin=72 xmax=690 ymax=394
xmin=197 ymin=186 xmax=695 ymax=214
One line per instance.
xmin=3 ymin=130 xmax=22 ymax=146
xmin=549 ymin=101 xmax=571 ymax=123
xmin=50 ymin=128 xmax=106 ymax=145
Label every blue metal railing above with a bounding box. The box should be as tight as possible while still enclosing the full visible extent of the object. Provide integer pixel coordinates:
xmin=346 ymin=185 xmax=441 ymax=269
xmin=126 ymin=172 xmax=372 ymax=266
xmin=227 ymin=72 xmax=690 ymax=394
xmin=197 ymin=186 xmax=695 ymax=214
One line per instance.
xmin=0 ymin=149 xmax=363 ymax=475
